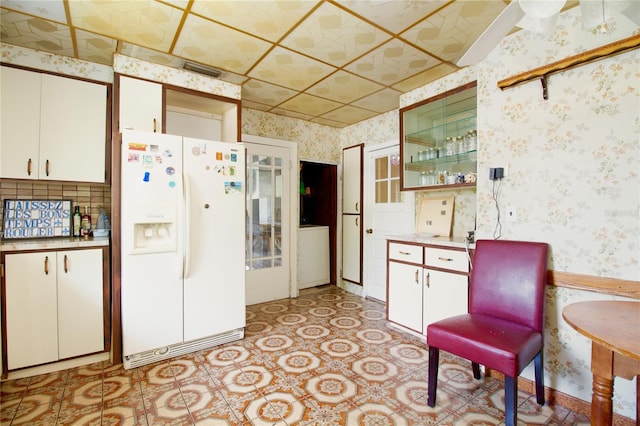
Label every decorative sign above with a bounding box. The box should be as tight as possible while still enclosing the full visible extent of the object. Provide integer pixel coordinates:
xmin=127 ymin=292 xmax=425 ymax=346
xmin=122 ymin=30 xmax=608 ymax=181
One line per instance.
xmin=3 ymin=199 xmax=72 ymax=239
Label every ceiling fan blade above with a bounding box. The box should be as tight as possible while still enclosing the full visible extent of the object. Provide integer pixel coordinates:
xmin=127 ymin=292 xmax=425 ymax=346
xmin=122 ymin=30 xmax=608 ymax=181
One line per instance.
xmin=457 ymin=1 xmax=526 ymax=67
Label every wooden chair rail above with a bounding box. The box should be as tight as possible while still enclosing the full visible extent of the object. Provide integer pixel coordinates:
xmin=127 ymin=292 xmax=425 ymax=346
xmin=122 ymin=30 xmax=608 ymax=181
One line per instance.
xmin=548 ymin=270 xmax=639 ymax=299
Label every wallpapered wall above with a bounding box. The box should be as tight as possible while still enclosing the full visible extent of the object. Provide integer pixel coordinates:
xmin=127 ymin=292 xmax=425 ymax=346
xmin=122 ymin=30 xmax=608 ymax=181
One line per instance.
xmin=1 ymin=5 xmax=637 ymax=417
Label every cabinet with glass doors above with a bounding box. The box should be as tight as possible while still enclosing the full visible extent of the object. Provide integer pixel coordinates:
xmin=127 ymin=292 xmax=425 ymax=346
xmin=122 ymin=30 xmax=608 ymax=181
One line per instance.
xmin=400 ymin=82 xmax=477 ymax=190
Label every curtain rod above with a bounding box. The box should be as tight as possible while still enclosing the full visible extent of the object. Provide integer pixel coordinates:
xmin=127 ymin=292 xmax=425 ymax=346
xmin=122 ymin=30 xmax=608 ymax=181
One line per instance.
xmin=497 ymin=34 xmax=640 ymax=100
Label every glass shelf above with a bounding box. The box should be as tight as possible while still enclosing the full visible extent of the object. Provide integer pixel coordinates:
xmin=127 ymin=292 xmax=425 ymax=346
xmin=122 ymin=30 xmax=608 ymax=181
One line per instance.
xmin=400 ymin=83 xmax=477 ymax=191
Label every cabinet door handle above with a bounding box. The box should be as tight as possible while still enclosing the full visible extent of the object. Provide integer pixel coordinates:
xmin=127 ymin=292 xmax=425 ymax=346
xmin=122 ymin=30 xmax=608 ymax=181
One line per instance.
xmin=438 ymin=257 xmax=453 ymax=262
xmin=45 ymin=159 xmax=50 ymax=176
xmin=153 ymin=118 xmax=157 ymax=133
xmin=415 ymin=269 xmax=419 ymax=284
xmin=64 ymin=254 xmax=68 ymax=273
xmin=355 ymin=217 xmax=359 ymax=226
xmin=27 ymin=158 xmax=32 ymax=176
xmin=366 ymin=228 xmax=373 ymax=234
xmin=398 ymin=251 xmax=411 ymax=255
xmin=355 ymin=202 xmax=359 ymax=213
xmin=426 ymin=272 xmax=430 ymax=288
xmin=44 ymin=256 xmax=49 ymax=275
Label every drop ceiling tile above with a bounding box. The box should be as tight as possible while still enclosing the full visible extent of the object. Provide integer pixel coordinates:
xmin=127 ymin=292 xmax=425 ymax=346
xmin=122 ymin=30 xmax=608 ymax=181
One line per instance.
xmin=335 ymin=0 xmax=449 ymax=34
xmin=248 ymin=46 xmax=336 ymax=91
xmin=278 ymin=92 xmax=342 ymax=117
xmin=1 ymin=0 xmax=67 ymax=24
xmin=0 ymin=11 xmax=74 ymax=57
xmin=242 ymin=79 xmax=298 ymax=106
xmin=280 ymin=2 xmax=391 ymax=67
xmin=158 ymin=0 xmax=190 ymax=10
xmin=344 ymin=38 xmax=440 ymax=86
xmin=75 ymin=29 xmax=117 ymax=66
xmin=190 ymin=0 xmax=320 ymax=43
xmin=351 ymin=87 xmax=401 ymax=113
xmin=401 ymin=0 xmax=506 ymax=62
xmin=307 ymin=70 xmax=384 ymax=104
xmin=392 ymin=62 xmax=459 ymax=93
xmin=270 ymin=107 xmax=315 ymax=121
xmin=173 ymin=14 xmax=273 ymax=75
xmin=320 ymin=104 xmax=379 ymax=124
xmin=68 ymin=1 xmax=183 ymax=53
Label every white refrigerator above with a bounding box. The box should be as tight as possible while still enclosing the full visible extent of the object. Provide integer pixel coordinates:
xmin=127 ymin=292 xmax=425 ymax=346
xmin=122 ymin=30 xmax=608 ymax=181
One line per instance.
xmin=120 ymin=130 xmax=245 ymax=369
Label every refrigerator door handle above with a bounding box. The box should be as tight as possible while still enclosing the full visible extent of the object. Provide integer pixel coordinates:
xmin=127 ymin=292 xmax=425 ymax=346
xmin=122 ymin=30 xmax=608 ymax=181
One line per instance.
xmin=184 ymin=173 xmax=192 ymax=279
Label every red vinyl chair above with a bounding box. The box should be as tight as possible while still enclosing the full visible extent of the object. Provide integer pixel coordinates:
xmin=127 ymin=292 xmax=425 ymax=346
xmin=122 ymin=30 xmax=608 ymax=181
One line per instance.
xmin=426 ymin=240 xmax=548 ymax=426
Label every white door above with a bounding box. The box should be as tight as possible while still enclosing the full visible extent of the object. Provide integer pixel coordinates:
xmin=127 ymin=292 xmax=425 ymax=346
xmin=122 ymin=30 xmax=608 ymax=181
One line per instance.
xmin=57 ymin=249 xmax=104 ymax=359
xmin=0 ymin=66 xmax=41 ymax=180
xmin=343 ymin=145 xmax=362 ymax=214
xmin=119 ymin=75 xmax=163 ymax=132
xmin=39 ymin=74 xmax=107 ymax=183
xmin=182 ymin=138 xmax=246 ymax=340
xmin=5 ymin=252 xmax=59 ymax=369
xmin=244 ymin=142 xmax=292 ymax=305
xmin=363 ymin=144 xmax=415 ymax=302
xmin=342 ymin=214 xmax=361 ymax=283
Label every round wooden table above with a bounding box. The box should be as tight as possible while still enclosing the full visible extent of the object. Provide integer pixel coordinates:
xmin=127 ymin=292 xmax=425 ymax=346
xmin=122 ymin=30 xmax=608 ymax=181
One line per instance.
xmin=562 ymin=301 xmax=640 ymax=425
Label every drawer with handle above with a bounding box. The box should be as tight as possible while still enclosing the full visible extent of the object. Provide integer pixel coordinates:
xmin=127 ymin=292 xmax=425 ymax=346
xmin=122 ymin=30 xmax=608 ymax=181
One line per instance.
xmin=389 ymin=242 xmax=423 ymax=264
xmin=424 ymin=247 xmax=469 ymax=273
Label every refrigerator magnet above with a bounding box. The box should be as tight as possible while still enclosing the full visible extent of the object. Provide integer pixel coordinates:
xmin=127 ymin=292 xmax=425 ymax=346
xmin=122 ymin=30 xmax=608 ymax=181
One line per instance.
xmin=128 ymin=142 xmax=147 ymax=151
xmin=163 ymin=149 xmax=173 ymax=157
xmin=216 ymin=152 xmax=223 ymax=161
xmin=224 ymin=181 xmax=242 ymax=195
xmin=230 ymin=153 xmax=237 ymax=162
xmin=229 ymin=166 xmax=236 ymax=176
xmin=169 ymin=181 xmax=176 ymax=188
xmin=128 ymin=153 xmax=140 ymax=163
xmin=143 ymin=172 xmax=150 ymax=182
xmin=143 ymin=155 xmax=153 ymax=168
xmin=192 ymin=146 xmax=201 ymax=156
xmin=166 ymin=166 xmax=176 ymax=176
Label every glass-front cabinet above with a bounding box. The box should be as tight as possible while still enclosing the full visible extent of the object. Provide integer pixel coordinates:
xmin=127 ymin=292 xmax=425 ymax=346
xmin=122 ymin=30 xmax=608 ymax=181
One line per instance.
xmin=400 ymin=82 xmax=477 ymax=190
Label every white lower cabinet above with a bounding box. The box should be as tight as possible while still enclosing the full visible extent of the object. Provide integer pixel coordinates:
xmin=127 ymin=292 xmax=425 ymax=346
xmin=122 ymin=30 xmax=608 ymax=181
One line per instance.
xmin=388 ymin=261 xmax=423 ymax=333
xmin=4 ymin=249 xmax=105 ymax=370
xmin=387 ymin=240 xmax=470 ymax=336
xmin=423 ymin=268 xmax=469 ymax=332
xmin=342 ymin=214 xmax=361 ymax=284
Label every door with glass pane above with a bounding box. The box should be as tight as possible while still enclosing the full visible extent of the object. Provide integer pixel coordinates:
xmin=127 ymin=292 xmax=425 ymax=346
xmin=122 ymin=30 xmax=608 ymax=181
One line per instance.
xmin=245 ymin=143 xmax=291 ymax=305
xmin=363 ymin=144 xmax=415 ymax=302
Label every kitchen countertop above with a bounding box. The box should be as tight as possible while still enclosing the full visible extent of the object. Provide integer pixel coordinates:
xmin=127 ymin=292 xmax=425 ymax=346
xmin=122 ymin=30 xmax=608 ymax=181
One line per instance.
xmin=1 ymin=236 xmax=110 ymax=252
xmin=386 ymin=233 xmax=475 ymax=249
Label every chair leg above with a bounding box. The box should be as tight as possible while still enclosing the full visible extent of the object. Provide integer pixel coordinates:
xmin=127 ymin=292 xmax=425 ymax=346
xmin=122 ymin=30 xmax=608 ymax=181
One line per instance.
xmin=534 ymin=350 xmax=545 ymax=405
xmin=427 ymin=346 xmax=439 ymax=407
xmin=504 ymin=375 xmax=517 ymax=426
xmin=471 ymin=362 xmax=481 ymax=379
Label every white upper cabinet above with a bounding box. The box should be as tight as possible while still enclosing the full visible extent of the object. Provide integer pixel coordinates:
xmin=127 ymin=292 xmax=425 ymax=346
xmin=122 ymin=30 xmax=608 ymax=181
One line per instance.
xmin=343 ymin=144 xmax=362 ymax=214
xmin=119 ymin=75 xmax=162 ymax=133
xmin=0 ymin=67 xmax=42 ymax=179
xmin=0 ymin=66 xmax=108 ymax=183
xmin=39 ymin=74 xmax=107 ymax=182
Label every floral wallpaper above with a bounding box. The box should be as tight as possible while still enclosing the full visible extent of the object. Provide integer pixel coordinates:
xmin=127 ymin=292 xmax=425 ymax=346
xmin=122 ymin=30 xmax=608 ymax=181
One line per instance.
xmin=473 ymin=8 xmax=639 ymax=419
xmin=1 ymin=43 xmax=112 ymax=82
xmin=113 ymin=54 xmax=240 ymax=100
xmin=241 ymin=109 xmax=341 ymax=163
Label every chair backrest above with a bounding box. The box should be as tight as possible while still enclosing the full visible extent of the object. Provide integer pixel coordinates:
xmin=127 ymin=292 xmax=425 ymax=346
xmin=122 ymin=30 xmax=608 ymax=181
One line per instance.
xmin=469 ymin=240 xmax=549 ymax=332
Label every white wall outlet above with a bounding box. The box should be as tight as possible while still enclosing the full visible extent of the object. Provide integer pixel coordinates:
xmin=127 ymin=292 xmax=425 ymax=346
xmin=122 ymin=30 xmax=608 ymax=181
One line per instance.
xmin=506 ymin=206 xmax=517 ymax=222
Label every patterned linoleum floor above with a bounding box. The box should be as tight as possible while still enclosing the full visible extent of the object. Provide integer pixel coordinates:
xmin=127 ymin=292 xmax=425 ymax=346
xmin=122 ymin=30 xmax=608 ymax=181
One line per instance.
xmin=1 ymin=285 xmax=591 ymax=425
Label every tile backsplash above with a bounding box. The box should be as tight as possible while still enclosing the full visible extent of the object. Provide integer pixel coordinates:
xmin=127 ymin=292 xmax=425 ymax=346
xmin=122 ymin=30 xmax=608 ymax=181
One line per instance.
xmin=0 ymin=180 xmax=111 ymax=237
